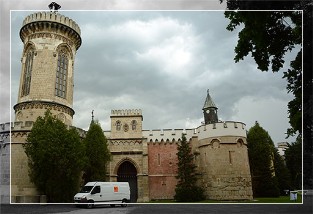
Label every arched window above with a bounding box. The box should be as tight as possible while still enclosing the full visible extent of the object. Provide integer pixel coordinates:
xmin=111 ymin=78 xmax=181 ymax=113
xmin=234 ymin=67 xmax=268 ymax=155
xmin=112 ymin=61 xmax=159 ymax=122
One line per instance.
xmin=131 ymin=120 xmax=137 ymax=130
xmin=55 ymin=49 xmax=68 ymax=98
xmin=116 ymin=120 xmax=121 ymax=131
xmin=21 ymin=49 xmax=34 ymax=96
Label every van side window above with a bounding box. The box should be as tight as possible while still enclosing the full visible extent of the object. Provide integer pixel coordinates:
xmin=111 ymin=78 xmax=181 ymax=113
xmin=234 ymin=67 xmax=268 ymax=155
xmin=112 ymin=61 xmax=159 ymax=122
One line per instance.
xmin=92 ymin=186 xmax=100 ymax=194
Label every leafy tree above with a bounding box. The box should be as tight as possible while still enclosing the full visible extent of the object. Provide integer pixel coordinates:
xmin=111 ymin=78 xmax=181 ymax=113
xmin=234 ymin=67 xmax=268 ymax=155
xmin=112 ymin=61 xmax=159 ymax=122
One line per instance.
xmin=83 ymin=120 xmax=111 ymax=183
xmin=285 ymin=140 xmax=302 ymax=190
xmin=174 ymin=134 xmax=205 ymax=202
xmin=273 ymin=148 xmax=291 ymax=195
xmin=222 ymin=0 xmax=312 ymax=189
xmin=24 ymin=110 xmax=86 ymax=202
xmin=247 ymin=122 xmax=280 ymax=197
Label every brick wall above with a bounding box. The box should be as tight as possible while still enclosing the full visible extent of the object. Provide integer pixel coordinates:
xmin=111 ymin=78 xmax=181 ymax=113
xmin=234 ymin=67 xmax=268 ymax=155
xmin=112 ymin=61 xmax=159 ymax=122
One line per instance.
xmin=148 ymin=141 xmax=178 ymax=199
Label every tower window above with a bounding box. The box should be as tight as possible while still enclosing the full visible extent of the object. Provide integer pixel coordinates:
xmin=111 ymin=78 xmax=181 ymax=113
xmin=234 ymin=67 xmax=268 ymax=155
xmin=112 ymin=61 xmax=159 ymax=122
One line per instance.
xmin=229 ymin=151 xmax=235 ymax=164
xmin=116 ymin=120 xmax=121 ymax=131
xmin=55 ymin=50 xmax=68 ymax=98
xmin=131 ymin=120 xmax=137 ymax=130
xmin=21 ymin=49 xmax=34 ymax=96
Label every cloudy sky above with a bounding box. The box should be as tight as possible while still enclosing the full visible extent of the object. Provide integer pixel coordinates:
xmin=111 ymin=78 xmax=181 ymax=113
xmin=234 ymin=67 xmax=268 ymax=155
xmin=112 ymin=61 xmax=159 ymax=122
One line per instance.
xmin=2 ymin=0 xmax=299 ymax=144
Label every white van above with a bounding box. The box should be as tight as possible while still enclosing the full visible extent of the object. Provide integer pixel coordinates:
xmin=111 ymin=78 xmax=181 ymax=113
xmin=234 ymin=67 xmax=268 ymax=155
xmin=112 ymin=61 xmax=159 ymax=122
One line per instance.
xmin=74 ymin=182 xmax=130 ymax=208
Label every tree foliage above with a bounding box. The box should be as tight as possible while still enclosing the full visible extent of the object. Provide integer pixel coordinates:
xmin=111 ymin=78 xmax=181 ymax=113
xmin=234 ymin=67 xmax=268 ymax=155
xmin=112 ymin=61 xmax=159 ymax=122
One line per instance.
xmin=273 ymin=149 xmax=291 ymax=195
xmin=174 ymin=134 xmax=205 ymax=202
xmin=284 ymin=140 xmax=302 ymax=190
xmin=24 ymin=110 xmax=86 ymax=202
xmin=225 ymin=8 xmax=302 ymax=138
xmin=83 ymin=120 xmax=111 ymax=183
xmin=222 ymin=0 xmax=312 ymax=189
xmin=247 ymin=122 xmax=280 ymax=197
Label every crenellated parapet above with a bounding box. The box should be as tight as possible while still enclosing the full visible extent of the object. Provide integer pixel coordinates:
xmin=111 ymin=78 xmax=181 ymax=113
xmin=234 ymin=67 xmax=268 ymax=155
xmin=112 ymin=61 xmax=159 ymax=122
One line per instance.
xmin=111 ymin=109 xmax=142 ymax=117
xmin=196 ymin=121 xmax=246 ymax=141
xmin=0 ymin=123 xmax=12 ymax=147
xmin=22 ymin=12 xmax=81 ymax=34
xmin=143 ymin=129 xmax=196 ymax=143
xmin=20 ymin=12 xmax=81 ymax=50
xmin=142 ymin=121 xmax=246 ymax=143
xmin=0 ymin=122 xmax=87 ymax=139
xmin=0 ymin=122 xmax=12 ymax=132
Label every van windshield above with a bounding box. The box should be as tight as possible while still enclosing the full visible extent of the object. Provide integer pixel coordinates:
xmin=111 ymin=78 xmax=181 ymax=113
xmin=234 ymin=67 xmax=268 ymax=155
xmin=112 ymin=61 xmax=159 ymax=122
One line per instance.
xmin=79 ymin=186 xmax=93 ymax=193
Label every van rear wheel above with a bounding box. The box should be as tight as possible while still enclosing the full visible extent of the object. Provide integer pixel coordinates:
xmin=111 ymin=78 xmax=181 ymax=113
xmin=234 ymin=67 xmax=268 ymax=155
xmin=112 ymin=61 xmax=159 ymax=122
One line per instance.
xmin=121 ymin=199 xmax=127 ymax=207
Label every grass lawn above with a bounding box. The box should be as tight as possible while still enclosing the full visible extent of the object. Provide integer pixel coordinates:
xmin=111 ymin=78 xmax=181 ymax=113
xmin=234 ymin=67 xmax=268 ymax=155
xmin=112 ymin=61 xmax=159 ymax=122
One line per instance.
xmin=149 ymin=195 xmax=303 ymax=204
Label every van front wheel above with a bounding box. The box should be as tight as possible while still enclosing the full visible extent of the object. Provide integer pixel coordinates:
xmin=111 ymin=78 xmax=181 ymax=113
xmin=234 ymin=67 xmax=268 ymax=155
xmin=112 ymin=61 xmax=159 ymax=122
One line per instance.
xmin=86 ymin=200 xmax=94 ymax=209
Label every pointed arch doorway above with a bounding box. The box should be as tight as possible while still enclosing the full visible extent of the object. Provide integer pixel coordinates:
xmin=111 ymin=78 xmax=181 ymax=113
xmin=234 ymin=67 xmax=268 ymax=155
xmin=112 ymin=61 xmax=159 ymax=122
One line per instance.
xmin=117 ymin=161 xmax=138 ymax=202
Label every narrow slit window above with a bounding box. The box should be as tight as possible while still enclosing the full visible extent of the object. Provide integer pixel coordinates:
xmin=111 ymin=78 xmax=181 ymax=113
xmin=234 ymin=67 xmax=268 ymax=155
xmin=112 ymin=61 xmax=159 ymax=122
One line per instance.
xmin=229 ymin=151 xmax=235 ymax=164
xmin=158 ymin=154 xmax=161 ymax=166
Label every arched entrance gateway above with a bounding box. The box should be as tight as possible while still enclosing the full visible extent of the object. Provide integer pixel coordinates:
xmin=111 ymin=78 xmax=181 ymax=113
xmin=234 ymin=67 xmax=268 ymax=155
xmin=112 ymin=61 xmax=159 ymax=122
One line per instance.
xmin=117 ymin=161 xmax=138 ymax=202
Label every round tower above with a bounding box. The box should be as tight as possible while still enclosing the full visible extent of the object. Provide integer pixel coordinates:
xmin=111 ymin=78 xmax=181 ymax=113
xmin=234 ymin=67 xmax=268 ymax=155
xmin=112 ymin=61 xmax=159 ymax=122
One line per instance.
xmin=14 ymin=11 xmax=82 ymax=125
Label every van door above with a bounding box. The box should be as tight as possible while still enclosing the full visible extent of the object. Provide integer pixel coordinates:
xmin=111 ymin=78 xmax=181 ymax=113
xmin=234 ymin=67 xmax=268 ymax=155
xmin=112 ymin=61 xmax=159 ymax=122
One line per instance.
xmin=91 ymin=185 xmax=102 ymax=202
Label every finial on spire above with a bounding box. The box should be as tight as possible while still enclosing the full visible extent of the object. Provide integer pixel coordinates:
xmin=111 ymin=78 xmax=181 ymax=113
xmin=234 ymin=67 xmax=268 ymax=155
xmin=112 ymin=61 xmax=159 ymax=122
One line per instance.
xmin=207 ymin=89 xmax=210 ymax=94
xmin=48 ymin=2 xmax=61 ymax=12
xmin=91 ymin=110 xmax=94 ymax=121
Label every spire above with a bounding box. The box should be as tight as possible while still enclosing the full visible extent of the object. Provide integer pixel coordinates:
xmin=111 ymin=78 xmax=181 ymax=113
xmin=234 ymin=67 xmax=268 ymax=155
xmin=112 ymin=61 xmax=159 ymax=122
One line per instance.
xmin=202 ymin=89 xmax=218 ymax=124
xmin=202 ymin=89 xmax=217 ymax=110
xmin=91 ymin=110 xmax=94 ymax=122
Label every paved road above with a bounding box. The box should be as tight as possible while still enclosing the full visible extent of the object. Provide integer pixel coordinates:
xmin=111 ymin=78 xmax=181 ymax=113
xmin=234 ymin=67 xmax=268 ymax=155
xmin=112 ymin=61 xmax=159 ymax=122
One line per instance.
xmin=1 ymin=196 xmax=312 ymax=214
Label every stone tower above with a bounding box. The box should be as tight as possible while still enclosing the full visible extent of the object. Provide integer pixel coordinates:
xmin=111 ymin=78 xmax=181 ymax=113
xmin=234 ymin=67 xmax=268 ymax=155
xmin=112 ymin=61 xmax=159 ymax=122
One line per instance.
xmin=9 ymin=11 xmax=81 ymax=203
xmin=203 ymin=89 xmax=218 ymax=124
xmin=14 ymin=11 xmax=82 ymax=125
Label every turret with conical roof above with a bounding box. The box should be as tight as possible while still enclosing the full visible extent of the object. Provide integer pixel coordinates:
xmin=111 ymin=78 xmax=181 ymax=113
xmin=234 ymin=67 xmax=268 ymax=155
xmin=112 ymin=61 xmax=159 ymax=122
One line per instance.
xmin=202 ymin=89 xmax=218 ymax=124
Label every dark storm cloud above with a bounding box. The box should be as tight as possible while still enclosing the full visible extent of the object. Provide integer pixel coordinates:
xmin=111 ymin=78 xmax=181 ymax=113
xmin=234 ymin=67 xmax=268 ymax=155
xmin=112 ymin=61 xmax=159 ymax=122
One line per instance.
xmin=2 ymin=1 xmax=296 ymax=144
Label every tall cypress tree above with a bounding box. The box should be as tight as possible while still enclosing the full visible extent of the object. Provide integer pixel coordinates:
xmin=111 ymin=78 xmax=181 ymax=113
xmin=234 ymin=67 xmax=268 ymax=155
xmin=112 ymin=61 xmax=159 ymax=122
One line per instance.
xmin=174 ymin=134 xmax=204 ymax=202
xmin=247 ymin=121 xmax=280 ymax=197
xmin=83 ymin=120 xmax=111 ymax=183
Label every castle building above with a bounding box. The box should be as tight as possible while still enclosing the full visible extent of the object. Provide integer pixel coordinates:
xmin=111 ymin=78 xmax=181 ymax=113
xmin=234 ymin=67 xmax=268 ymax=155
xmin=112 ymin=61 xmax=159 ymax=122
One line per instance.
xmin=0 ymin=11 xmax=253 ymax=203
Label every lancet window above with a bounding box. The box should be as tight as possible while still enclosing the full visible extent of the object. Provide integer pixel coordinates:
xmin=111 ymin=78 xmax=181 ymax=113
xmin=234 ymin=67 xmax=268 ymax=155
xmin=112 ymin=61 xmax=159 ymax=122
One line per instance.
xmin=21 ymin=49 xmax=34 ymax=96
xmin=55 ymin=49 xmax=68 ymax=98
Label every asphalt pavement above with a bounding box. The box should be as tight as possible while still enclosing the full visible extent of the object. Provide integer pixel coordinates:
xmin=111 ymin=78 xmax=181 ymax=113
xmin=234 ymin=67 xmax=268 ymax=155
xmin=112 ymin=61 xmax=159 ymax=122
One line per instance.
xmin=1 ymin=196 xmax=312 ymax=214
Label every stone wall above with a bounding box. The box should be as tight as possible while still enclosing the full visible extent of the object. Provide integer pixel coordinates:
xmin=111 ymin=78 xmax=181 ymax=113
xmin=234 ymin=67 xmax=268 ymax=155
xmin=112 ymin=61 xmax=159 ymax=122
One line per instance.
xmin=0 ymin=122 xmax=87 ymax=204
xmin=0 ymin=123 xmax=10 ymax=203
xmin=196 ymin=136 xmax=253 ymax=200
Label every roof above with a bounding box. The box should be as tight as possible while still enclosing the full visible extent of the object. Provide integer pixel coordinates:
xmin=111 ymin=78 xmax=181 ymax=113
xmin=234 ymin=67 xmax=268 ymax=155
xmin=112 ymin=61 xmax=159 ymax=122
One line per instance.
xmin=203 ymin=89 xmax=217 ymax=110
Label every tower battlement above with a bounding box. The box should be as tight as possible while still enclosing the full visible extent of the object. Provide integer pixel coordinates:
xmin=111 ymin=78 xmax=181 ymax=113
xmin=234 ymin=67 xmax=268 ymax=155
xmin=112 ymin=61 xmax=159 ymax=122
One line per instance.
xmin=22 ymin=12 xmax=81 ymax=35
xmin=196 ymin=121 xmax=246 ymax=140
xmin=20 ymin=12 xmax=82 ymax=50
xmin=111 ymin=109 xmax=142 ymax=117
